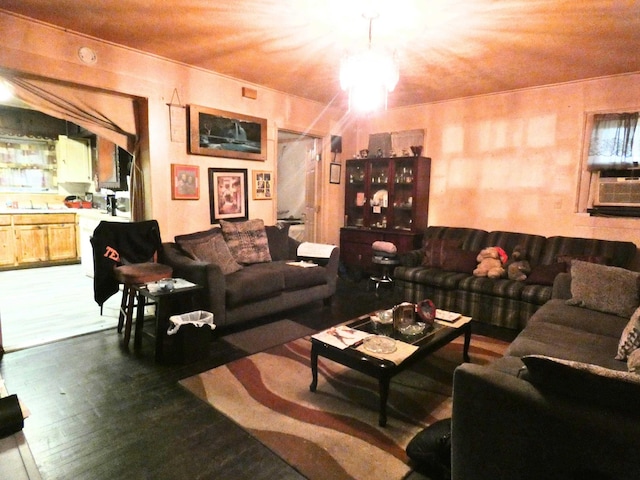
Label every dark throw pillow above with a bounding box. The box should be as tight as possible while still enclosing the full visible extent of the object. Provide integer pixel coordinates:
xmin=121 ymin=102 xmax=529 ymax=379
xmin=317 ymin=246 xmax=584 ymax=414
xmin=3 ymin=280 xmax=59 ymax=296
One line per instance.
xmin=176 ymin=229 xmax=242 ymax=275
xmin=265 ymin=223 xmax=291 ymax=261
xmin=422 ymin=239 xmax=461 ymax=268
xmin=441 ymin=248 xmax=479 ymax=274
xmin=524 ymin=262 xmax=567 ymax=286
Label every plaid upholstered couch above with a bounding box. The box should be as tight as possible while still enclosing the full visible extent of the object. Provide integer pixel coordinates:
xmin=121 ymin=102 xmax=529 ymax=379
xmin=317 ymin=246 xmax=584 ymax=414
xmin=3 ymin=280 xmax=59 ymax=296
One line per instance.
xmin=394 ymin=226 xmax=637 ymax=330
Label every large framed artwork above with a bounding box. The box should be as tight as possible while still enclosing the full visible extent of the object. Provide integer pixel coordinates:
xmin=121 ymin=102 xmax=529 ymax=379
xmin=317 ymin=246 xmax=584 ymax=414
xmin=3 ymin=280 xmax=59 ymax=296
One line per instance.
xmin=189 ymin=105 xmax=267 ymax=161
xmin=171 ymin=164 xmax=199 ymax=200
xmin=208 ymin=168 xmax=248 ymax=223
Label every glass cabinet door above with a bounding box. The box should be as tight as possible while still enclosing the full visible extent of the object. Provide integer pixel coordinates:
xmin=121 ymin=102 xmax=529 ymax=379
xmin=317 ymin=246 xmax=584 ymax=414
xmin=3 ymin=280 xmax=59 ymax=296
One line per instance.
xmin=369 ymin=160 xmax=390 ymax=228
xmin=345 ymin=160 xmax=367 ymax=227
xmin=391 ymin=158 xmax=415 ymax=231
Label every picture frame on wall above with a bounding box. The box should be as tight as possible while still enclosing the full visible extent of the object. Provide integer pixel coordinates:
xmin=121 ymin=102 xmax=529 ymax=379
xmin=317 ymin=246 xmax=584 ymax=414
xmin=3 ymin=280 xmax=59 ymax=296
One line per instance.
xmin=252 ymin=170 xmax=273 ymax=200
xmin=208 ymin=168 xmax=248 ymax=223
xmin=189 ymin=105 xmax=267 ymax=161
xmin=171 ymin=164 xmax=200 ymax=200
xmin=329 ymin=162 xmax=342 ymax=184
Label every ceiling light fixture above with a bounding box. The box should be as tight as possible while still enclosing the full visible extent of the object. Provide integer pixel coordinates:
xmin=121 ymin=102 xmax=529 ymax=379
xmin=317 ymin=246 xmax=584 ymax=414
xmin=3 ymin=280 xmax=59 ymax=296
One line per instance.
xmin=340 ymin=12 xmax=399 ymax=113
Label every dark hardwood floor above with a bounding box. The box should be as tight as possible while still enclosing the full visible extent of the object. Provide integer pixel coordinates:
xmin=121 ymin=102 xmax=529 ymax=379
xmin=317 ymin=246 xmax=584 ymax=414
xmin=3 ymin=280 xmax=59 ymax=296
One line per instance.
xmin=0 ymin=275 xmax=516 ymax=480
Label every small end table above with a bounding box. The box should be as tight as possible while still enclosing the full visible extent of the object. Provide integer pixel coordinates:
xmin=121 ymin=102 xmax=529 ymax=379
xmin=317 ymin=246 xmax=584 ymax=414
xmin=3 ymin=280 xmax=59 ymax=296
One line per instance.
xmin=133 ymin=283 xmax=203 ymax=362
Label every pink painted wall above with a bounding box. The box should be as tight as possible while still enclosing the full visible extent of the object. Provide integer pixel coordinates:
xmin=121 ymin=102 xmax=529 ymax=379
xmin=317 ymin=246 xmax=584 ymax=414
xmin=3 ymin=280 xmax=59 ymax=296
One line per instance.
xmin=356 ymin=74 xmax=640 ymax=250
xmin=0 ymin=12 xmax=348 ymax=245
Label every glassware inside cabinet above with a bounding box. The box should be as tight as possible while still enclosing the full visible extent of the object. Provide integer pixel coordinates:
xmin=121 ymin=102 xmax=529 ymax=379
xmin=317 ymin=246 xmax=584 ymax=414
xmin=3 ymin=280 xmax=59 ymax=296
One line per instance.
xmin=345 ymin=161 xmax=366 ymax=227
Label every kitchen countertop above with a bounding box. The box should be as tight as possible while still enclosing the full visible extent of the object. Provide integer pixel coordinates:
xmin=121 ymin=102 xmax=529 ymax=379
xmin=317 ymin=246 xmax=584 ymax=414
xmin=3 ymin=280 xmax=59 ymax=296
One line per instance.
xmin=0 ymin=208 xmax=131 ymax=220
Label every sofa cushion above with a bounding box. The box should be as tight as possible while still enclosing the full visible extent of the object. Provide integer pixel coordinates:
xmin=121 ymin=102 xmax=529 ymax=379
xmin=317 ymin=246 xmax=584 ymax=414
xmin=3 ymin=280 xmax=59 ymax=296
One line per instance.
xmin=175 ymin=228 xmax=242 ymax=275
xmin=521 ymin=354 xmax=640 ymax=413
xmin=566 ymin=260 xmax=640 ymax=318
xmin=221 ymin=219 xmax=272 ymax=265
xmin=616 ymin=306 xmax=640 ymax=361
xmin=394 ymin=266 xmax=469 ymax=290
xmin=281 ymin=262 xmax=327 ymax=290
xmin=265 ymin=223 xmax=291 ymax=261
xmin=457 ymin=276 xmax=526 ymax=300
xmin=422 ymin=239 xmax=460 ymax=268
xmin=441 ymin=248 xmax=479 ymax=274
xmin=224 ymin=264 xmax=284 ymax=307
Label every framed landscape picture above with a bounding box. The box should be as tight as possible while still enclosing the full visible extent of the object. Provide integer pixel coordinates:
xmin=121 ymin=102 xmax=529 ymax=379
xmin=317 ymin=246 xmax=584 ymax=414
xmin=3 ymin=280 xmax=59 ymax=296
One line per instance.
xmin=253 ymin=170 xmax=273 ymax=200
xmin=189 ymin=105 xmax=267 ymax=161
xmin=171 ymin=164 xmax=199 ymax=200
xmin=208 ymin=168 xmax=248 ymax=223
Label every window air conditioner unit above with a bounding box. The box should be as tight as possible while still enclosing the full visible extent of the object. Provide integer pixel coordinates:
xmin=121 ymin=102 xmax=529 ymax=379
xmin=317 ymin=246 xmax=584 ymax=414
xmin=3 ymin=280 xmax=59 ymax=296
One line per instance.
xmin=596 ymin=175 xmax=640 ymax=206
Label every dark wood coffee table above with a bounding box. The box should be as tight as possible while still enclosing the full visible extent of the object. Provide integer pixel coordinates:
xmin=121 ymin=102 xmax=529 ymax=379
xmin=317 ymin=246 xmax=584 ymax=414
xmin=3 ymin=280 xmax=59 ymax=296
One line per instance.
xmin=309 ymin=312 xmax=471 ymax=426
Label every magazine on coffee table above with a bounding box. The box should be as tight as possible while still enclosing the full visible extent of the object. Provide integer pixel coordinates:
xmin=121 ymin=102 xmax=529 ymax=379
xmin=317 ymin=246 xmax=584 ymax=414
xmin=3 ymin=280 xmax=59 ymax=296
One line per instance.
xmin=312 ymin=325 xmax=370 ymax=350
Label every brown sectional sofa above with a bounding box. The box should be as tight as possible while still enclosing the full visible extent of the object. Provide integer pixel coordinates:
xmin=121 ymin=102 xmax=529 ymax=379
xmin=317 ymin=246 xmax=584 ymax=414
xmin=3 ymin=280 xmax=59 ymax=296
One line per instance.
xmin=394 ymin=226 xmax=637 ymax=330
xmin=160 ymin=221 xmax=339 ymax=329
xmin=451 ymin=265 xmax=640 ymax=479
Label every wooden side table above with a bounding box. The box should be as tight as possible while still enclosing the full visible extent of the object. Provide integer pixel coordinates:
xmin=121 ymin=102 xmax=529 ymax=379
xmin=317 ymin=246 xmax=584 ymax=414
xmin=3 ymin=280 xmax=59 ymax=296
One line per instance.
xmin=133 ymin=283 xmax=203 ymax=362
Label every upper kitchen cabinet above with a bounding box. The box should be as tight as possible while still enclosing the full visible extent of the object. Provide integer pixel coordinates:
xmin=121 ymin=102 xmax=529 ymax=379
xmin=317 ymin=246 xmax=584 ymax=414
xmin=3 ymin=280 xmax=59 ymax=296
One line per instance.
xmin=0 ymin=135 xmax=57 ymax=192
xmin=56 ymin=135 xmax=91 ymax=183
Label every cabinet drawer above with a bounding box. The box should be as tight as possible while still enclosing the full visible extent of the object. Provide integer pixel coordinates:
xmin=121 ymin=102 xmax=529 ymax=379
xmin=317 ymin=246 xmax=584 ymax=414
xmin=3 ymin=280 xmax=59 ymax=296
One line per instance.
xmin=0 ymin=215 xmax=10 ymax=227
xmin=13 ymin=213 xmax=76 ymax=225
xmin=340 ymin=229 xmax=378 ymax=244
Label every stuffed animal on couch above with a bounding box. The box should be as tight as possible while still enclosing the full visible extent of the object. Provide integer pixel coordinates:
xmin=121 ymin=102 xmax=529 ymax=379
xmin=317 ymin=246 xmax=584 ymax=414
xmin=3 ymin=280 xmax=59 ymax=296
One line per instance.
xmin=473 ymin=246 xmax=507 ymax=278
xmin=505 ymin=245 xmax=531 ymax=281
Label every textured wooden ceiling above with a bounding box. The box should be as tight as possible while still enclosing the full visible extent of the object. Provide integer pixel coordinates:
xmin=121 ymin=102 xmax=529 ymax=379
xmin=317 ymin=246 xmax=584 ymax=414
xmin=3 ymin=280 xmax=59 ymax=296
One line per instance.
xmin=2 ymin=0 xmax=639 ymax=108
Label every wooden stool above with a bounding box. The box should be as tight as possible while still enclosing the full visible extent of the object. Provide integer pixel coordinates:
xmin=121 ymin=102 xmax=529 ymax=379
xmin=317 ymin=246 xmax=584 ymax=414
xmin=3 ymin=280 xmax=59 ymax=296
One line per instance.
xmin=370 ymin=255 xmax=399 ymax=295
xmin=113 ymin=263 xmax=173 ymax=347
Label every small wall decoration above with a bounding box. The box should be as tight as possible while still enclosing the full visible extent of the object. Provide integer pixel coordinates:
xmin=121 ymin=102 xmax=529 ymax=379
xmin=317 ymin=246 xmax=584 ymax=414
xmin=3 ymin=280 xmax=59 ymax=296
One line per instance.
xmin=253 ymin=170 xmax=273 ymax=200
xmin=330 ymin=162 xmax=342 ymax=184
xmin=171 ymin=164 xmax=199 ymax=200
xmin=208 ymin=168 xmax=248 ymax=223
xmin=189 ymin=105 xmax=267 ymax=161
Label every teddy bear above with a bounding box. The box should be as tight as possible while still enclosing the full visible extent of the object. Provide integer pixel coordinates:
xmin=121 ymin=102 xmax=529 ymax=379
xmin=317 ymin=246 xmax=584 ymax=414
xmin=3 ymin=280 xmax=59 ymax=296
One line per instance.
xmin=505 ymin=245 xmax=531 ymax=281
xmin=473 ymin=246 xmax=507 ymax=278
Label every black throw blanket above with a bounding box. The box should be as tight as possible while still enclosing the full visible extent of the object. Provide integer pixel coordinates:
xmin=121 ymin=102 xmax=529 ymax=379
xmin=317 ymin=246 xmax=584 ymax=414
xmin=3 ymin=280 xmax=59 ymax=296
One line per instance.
xmin=91 ymin=220 xmax=163 ymax=306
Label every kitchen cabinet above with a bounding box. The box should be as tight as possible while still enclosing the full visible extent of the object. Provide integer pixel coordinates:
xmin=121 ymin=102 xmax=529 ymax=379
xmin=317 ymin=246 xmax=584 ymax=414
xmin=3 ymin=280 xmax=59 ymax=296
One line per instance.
xmin=0 ymin=216 xmax=14 ymax=266
xmin=341 ymin=156 xmax=430 ymax=272
xmin=56 ymin=135 xmax=92 ymax=183
xmin=3 ymin=213 xmax=78 ymax=268
xmin=0 ymin=135 xmax=57 ymax=193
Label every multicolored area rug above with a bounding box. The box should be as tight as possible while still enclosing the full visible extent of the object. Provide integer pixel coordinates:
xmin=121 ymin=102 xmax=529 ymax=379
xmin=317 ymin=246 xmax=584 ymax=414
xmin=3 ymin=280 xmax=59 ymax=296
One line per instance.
xmin=180 ymin=334 xmax=508 ymax=480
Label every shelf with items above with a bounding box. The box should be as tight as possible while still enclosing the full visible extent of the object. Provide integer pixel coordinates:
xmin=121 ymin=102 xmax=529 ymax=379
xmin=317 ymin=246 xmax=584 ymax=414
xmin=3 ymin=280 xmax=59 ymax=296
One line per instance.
xmin=0 ymin=136 xmax=58 ymax=192
xmin=344 ymin=156 xmax=430 ymax=232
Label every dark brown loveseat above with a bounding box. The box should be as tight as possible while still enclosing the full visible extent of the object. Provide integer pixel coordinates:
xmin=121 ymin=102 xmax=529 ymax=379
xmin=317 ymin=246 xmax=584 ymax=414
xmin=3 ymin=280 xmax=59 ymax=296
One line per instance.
xmin=394 ymin=226 xmax=637 ymax=330
xmin=160 ymin=220 xmax=339 ymax=329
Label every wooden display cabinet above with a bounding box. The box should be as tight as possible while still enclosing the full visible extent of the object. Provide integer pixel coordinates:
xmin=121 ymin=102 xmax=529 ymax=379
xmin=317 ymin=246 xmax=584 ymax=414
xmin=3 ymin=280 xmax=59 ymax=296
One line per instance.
xmin=341 ymin=156 xmax=430 ymax=273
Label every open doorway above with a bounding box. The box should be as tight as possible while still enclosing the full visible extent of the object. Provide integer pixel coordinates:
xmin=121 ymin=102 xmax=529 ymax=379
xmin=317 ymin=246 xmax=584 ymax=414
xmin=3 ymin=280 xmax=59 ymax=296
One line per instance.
xmin=276 ymin=130 xmax=321 ymax=242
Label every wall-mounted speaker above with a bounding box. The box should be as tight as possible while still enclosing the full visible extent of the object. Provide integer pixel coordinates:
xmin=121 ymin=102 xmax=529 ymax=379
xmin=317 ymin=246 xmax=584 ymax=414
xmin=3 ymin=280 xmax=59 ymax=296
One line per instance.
xmin=331 ymin=135 xmax=342 ymax=153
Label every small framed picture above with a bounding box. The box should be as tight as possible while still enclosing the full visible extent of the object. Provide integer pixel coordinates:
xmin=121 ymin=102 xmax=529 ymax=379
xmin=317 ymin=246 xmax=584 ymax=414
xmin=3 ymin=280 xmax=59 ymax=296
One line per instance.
xmin=253 ymin=170 xmax=273 ymax=200
xmin=208 ymin=168 xmax=248 ymax=223
xmin=171 ymin=164 xmax=200 ymax=200
xmin=330 ymin=162 xmax=342 ymax=184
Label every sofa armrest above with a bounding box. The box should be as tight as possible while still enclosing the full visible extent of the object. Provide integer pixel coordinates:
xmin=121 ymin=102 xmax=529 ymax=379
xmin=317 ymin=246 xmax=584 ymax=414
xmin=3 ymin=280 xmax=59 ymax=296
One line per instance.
xmin=551 ymin=272 xmax=571 ymax=299
xmin=398 ymin=249 xmax=423 ymax=267
xmin=160 ymin=243 xmax=227 ymax=325
xmin=452 ymin=363 xmax=640 ymax=480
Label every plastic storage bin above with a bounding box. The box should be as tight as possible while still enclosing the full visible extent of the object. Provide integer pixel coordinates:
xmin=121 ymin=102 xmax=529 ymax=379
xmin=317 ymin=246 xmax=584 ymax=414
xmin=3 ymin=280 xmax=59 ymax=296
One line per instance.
xmin=167 ymin=311 xmax=215 ymax=364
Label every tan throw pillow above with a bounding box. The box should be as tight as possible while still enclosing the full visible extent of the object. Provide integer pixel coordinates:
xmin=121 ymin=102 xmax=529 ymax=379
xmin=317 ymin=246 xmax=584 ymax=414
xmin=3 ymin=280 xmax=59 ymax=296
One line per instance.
xmin=177 ymin=230 xmax=242 ymax=275
xmin=220 ymin=219 xmax=272 ymax=265
xmin=616 ymin=306 xmax=640 ymax=361
xmin=566 ymin=260 xmax=640 ymax=318
xmin=627 ymin=348 xmax=640 ymax=373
